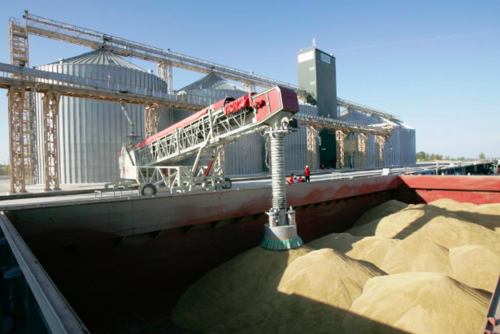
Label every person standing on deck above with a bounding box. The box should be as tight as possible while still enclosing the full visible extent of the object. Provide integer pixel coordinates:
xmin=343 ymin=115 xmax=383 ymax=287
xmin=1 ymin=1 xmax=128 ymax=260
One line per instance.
xmin=304 ymin=165 xmax=311 ymax=182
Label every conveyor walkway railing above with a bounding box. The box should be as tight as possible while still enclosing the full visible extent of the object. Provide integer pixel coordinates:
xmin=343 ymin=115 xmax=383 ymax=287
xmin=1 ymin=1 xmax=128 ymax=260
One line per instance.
xmin=0 ymin=62 xmax=207 ymax=110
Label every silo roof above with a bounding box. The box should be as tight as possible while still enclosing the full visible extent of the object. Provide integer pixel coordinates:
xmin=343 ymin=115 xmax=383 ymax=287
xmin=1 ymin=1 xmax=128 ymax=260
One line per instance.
xmin=179 ymin=74 xmax=245 ymax=92
xmin=339 ymin=109 xmax=379 ymax=125
xmin=50 ymin=47 xmax=146 ymax=72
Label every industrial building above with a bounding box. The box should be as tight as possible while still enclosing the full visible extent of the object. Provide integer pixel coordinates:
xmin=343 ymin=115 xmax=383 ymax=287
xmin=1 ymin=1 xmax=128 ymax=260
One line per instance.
xmin=29 ymin=46 xmax=415 ymax=184
xmin=4 ymin=12 xmax=416 ymax=191
xmin=2 ymin=12 xmax=498 ymax=334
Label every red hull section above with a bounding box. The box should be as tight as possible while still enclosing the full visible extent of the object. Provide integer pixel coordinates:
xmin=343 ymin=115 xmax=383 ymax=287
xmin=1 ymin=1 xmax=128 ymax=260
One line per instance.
xmin=4 ymin=174 xmax=500 ymax=333
xmin=399 ymin=175 xmax=500 ymax=204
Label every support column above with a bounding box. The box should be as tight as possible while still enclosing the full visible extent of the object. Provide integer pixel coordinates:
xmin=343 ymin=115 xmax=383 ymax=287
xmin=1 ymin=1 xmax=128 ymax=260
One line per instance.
xmin=157 ymin=62 xmax=174 ymax=94
xmin=357 ymin=133 xmax=367 ymax=169
xmin=43 ymin=92 xmax=61 ymax=191
xmin=375 ymin=135 xmax=387 ymax=168
xmin=216 ymin=145 xmax=225 ymax=174
xmin=242 ymin=82 xmax=256 ymax=93
xmin=145 ymin=104 xmax=161 ymax=138
xmin=306 ymin=126 xmax=320 ymax=171
xmin=261 ymin=128 xmax=303 ymax=251
xmin=8 ymin=88 xmax=27 ymax=194
xmin=28 ymin=91 xmax=38 ymax=183
xmin=9 ymin=18 xmax=35 ymax=186
xmin=336 ymin=130 xmax=347 ymax=170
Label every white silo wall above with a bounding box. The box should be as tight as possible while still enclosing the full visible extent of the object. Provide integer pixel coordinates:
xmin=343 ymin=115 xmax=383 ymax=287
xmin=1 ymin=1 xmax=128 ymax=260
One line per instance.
xmin=339 ymin=110 xmax=416 ymax=168
xmin=157 ymin=86 xmax=264 ymax=176
xmin=285 ymin=103 xmax=319 ymax=172
xmin=35 ymin=50 xmax=168 ymax=184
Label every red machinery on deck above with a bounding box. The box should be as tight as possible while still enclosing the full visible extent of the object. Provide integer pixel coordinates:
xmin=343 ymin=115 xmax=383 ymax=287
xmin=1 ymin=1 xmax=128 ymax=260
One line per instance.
xmin=112 ymin=86 xmax=299 ymax=195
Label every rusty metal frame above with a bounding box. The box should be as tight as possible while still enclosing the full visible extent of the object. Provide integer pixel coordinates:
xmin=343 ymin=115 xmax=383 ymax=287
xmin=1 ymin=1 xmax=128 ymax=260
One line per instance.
xmin=7 ymin=88 xmax=27 ymax=194
xmin=306 ymin=126 xmax=320 ymax=171
xmin=296 ymin=114 xmax=393 ymax=171
xmin=357 ymin=133 xmax=368 ymax=169
xmin=144 ymin=103 xmax=161 ymax=138
xmin=42 ymin=92 xmax=61 ymax=191
xmin=375 ymin=135 xmax=388 ymax=168
xmin=336 ymin=130 xmax=348 ymax=170
xmin=157 ymin=61 xmax=174 ymax=94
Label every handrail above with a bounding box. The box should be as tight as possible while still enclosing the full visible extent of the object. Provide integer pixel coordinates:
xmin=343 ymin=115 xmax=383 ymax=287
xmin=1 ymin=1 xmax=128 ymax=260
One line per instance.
xmin=294 ymin=113 xmax=394 ymax=136
xmin=0 ymin=62 xmax=217 ymax=109
xmin=18 ymin=12 xmax=401 ymax=121
xmin=0 ymin=212 xmax=89 ymax=333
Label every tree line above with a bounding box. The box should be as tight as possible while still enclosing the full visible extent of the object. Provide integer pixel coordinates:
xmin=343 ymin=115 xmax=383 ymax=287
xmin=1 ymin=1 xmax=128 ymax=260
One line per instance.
xmin=416 ymin=152 xmax=486 ymax=162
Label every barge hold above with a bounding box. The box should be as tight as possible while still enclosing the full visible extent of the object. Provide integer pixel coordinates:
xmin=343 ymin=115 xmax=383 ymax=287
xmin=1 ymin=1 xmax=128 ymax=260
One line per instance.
xmin=0 ymin=172 xmax=499 ymax=333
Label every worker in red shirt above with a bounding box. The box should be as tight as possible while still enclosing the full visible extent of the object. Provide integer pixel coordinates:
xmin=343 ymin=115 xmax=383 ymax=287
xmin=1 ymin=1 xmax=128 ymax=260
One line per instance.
xmin=304 ymin=165 xmax=311 ymax=182
xmin=288 ymin=173 xmax=295 ymax=184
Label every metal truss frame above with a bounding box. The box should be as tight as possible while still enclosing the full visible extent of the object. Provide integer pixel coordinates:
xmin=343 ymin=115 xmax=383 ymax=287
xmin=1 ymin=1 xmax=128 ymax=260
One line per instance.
xmin=306 ymin=126 xmax=320 ymax=171
xmin=296 ymin=113 xmax=393 ymax=171
xmin=135 ymin=105 xmax=264 ymax=167
xmin=157 ymin=62 xmax=174 ymax=94
xmin=357 ymin=133 xmax=368 ymax=169
xmin=42 ymin=92 xmax=61 ymax=191
xmin=7 ymin=88 xmax=27 ymax=193
xmin=144 ymin=103 xmax=161 ymax=138
xmin=16 ymin=10 xmax=402 ymax=122
xmin=375 ymin=135 xmax=388 ymax=168
xmin=336 ymin=130 xmax=348 ymax=170
xmin=20 ymin=12 xmax=299 ymax=93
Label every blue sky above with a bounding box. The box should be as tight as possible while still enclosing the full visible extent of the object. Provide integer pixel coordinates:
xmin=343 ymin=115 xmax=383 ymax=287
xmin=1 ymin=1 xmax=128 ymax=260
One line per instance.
xmin=0 ymin=0 xmax=499 ymax=161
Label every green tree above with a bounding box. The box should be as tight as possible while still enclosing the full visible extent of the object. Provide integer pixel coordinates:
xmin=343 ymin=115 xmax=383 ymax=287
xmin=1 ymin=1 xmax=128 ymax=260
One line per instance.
xmin=416 ymin=151 xmax=426 ymax=161
xmin=430 ymin=153 xmax=436 ymax=161
xmin=479 ymin=153 xmax=486 ymax=159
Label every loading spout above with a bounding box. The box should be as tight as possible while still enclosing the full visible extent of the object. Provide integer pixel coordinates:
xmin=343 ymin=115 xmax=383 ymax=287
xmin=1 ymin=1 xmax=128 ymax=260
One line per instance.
xmin=119 ymin=100 xmax=136 ymax=137
xmin=261 ymin=121 xmax=303 ymax=251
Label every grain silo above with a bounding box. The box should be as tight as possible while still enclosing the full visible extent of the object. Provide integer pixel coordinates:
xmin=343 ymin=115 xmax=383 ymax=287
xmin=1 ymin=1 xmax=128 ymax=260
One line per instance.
xmin=159 ymin=74 xmax=266 ymax=176
xmin=338 ymin=109 xmax=416 ymax=168
xmin=35 ymin=47 xmax=168 ymax=184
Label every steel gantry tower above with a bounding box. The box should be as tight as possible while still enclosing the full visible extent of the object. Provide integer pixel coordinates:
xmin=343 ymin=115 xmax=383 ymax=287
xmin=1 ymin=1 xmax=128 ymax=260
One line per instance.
xmin=294 ymin=114 xmax=393 ymax=171
xmin=8 ymin=15 xmax=33 ymax=193
xmin=4 ymin=10 xmax=402 ymax=192
xmin=0 ymin=62 xmax=204 ymax=193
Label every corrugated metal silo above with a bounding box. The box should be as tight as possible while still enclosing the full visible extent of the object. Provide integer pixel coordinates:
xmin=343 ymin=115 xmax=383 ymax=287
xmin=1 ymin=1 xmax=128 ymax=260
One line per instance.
xmin=158 ymin=74 xmax=265 ymax=176
xmin=285 ymin=102 xmax=319 ymax=172
xmin=35 ymin=48 xmax=168 ymax=184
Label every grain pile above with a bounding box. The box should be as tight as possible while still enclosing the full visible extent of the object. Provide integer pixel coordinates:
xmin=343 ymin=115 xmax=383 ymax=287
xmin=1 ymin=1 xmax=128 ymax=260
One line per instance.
xmin=173 ymin=199 xmax=498 ymax=334
xmin=354 ymin=200 xmax=408 ymax=227
xmin=430 ymin=198 xmax=500 ymax=232
xmin=308 ymin=233 xmax=398 ymax=268
xmin=340 ymin=273 xmax=490 ymax=334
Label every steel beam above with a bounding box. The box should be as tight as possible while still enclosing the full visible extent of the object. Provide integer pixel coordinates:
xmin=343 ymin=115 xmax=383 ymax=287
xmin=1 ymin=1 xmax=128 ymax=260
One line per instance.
xmin=7 ymin=87 xmax=27 ymax=194
xmin=357 ymin=133 xmax=368 ymax=169
xmin=0 ymin=63 xmax=204 ymax=111
xmin=306 ymin=126 xmax=319 ymax=171
xmin=144 ymin=103 xmax=161 ymax=138
xmin=157 ymin=61 xmax=174 ymax=94
xmin=336 ymin=130 xmax=348 ymax=170
xmin=42 ymin=92 xmax=61 ymax=191
xmin=375 ymin=135 xmax=387 ymax=168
